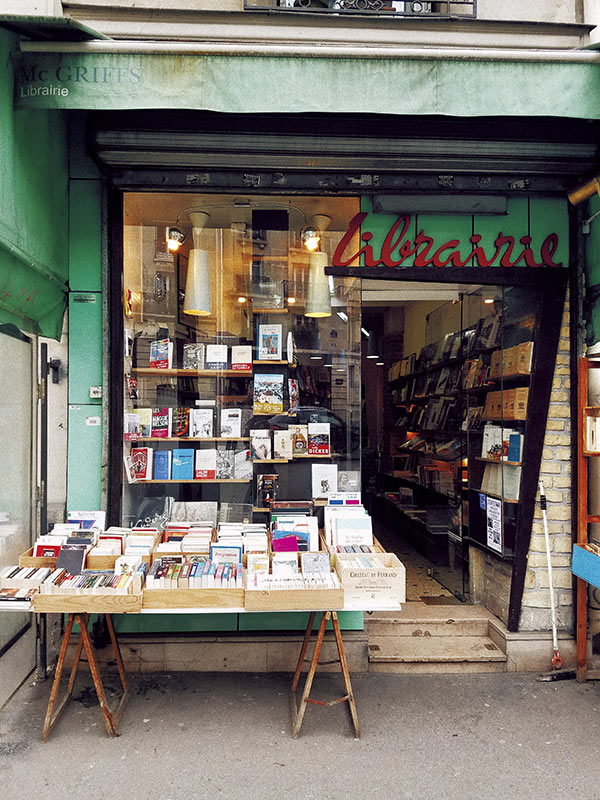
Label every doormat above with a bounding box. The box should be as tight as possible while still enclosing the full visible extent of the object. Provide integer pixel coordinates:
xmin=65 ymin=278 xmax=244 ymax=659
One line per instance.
xmin=420 ymin=595 xmax=463 ymax=605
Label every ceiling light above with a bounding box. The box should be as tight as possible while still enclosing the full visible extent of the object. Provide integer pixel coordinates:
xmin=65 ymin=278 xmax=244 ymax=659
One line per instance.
xmin=337 ymin=311 xmax=348 ymax=322
xmin=361 ymin=327 xmax=370 ymax=338
xmin=182 ymin=211 xmax=211 ymax=317
xmin=305 ymin=252 xmax=331 ymax=318
xmin=237 ymin=296 xmax=247 ymax=304
xmin=484 ymin=297 xmax=494 ymax=304
xmin=166 ymin=227 xmax=185 ymax=252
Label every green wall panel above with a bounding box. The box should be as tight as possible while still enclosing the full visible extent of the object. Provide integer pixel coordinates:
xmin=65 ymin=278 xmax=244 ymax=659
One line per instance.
xmin=69 ymin=179 xmax=102 ymax=292
xmin=239 ymin=611 xmax=363 ymax=631
xmin=359 ymin=196 xmax=418 ymax=267
xmin=68 ymin=292 xmax=102 ymax=405
xmin=529 ymin=197 xmax=569 ymax=269
xmin=113 ymin=614 xmax=238 ymax=634
xmin=472 ymin=197 xmax=529 ymax=266
xmin=67 ymin=404 xmax=102 ymax=510
xmin=414 ymin=213 xmax=473 ymax=267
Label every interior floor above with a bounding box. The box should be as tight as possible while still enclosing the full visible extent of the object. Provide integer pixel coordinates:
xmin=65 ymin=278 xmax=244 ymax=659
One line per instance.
xmin=371 ymin=519 xmax=464 ymax=604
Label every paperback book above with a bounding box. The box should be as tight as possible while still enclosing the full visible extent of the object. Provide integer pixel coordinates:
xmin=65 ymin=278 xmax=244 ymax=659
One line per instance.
xmin=206 ymin=344 xmax=228 ymax=370
xmin=182 ymin=342 xmax=205 ymax=370
xmin=149 ymin=338 xmax=173 ymax=369
xmin=257 ymin=324 xmax=283 ymax=361
xmin=311 ymin=464 xmax=338 ymax=498
xmin=307 ymin=422 xmax=330 ymax=456
xmin=189 ymin=407 xmax=213 ymax=438
xmin=171 ymin=448 xmax=195 ymax=480
xmin=233 ymin=449 xmax=253 ymax=480
xmin=172 ymin=407 xmax=190 ymax=438
xmin=153 ymin=450 xmax=172 ymax=480
xmin=131 ymin=447 xmax=153 ymax=481
xmin=220 ymin=408 xmax=242 ymax=438
xmin=253 ymin=374 xmax=284 ymax=414
xmin=250 ymin=429 xmax=272 ymax=460
xmin=194 ymin=448 xmax=217 ymax=479
xmin=273 ymin=429 xmax=293 ymax=461
xmin=256 ymin=473 xmax=279 ymax=506
xmin=151 ymin=407 xmax=172 ymax=438
xmin=288 ymin=378 xmax=299 ymax=411
xmin=230 ymin=345 xmax=252 ymax=371
xmin=290 ymin=424 xmax=308 ymax=455
xmin=216 ymin=448 xmax=235 ymax=479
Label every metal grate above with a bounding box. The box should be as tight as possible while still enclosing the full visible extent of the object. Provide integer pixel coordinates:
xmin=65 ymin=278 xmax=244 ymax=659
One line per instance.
xmin=243 ymin=1 xmax=476 ymax=18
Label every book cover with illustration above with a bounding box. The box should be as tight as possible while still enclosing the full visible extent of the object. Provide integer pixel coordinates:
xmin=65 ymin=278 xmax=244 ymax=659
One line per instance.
xmin=257 ymin=324 xmax=283 ymax=361
xmin=149 ymin=338 xmax=173 ymax=369
xmin=253 ymin=374 xmax=284 ymax=414
xmin=151 ymin=407 xmax=172 ymax=438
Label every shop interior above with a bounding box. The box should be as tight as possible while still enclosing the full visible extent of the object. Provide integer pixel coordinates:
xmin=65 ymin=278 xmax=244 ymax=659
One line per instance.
xmin=121 ymin=192 xmax=536 ymax=606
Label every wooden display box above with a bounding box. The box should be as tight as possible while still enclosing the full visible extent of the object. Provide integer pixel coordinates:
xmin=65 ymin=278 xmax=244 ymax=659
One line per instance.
xmin=334 ymin=552 xmax=406 ymax=610
xmin=244 ymin=583 xmax=344 ymax=612
xmin=32 ymin=592 xmax=143 ymax=614
xmin=142 ymin=587 xmax=244 ymax=609
xmin=19 ymin=548 xmax=57 ymax=569
xmin=513 ymin=387 xmax=529 ymax=420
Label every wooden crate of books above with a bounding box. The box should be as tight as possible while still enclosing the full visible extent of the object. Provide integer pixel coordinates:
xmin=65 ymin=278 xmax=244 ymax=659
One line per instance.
xmin=18 ymin=548 xmax=57 ymax=569
xmin=334 ymin=552 xmax=406 ymax=610
xmin=245 ymin=552 xmax=344 ymax=611
xmin=244 ymin=583 xmax=343 ymax=612
xmin=32 ymin=592 xmax=143 ymax=614
xmin=142 ymin=587 xmax=244 ymax=609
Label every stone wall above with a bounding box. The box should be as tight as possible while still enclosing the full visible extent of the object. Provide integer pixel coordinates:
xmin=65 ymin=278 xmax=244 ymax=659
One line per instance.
xmin=520 ymin=298 xmax=573 ymax=631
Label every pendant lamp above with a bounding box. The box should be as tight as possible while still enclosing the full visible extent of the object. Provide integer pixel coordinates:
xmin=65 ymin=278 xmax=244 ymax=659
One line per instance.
xmin=183 ymin=211 xmax=211 ymax=316
xmin=305 ymin=251 xmax=331 ymax=318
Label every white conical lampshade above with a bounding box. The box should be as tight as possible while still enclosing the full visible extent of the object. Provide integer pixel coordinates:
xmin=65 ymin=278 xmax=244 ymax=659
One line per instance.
xmin=183 ymin=249 xmax=211 ymax=316
xmin=183 ymin=212 xmax=211 ymax=316
xmin=304 ymin=251 xmax=331 ymax=318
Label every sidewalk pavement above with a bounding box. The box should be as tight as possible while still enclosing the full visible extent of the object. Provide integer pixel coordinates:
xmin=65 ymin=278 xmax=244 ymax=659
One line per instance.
xmin=1 ymin=669 xmax=600 ymax=800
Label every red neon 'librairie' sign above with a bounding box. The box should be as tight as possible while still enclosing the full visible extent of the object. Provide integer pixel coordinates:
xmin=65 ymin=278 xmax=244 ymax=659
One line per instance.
xmin=332 ymin=213 xmax=563 ymax=268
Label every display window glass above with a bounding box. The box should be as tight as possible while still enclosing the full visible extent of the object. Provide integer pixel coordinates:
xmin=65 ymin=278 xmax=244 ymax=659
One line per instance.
xmin=121 ymin=193 xmax=362 ymax=527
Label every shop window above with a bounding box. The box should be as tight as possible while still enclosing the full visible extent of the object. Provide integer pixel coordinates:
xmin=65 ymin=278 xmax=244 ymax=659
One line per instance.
xmin=121 ymin=194 xmax=362 ymax=528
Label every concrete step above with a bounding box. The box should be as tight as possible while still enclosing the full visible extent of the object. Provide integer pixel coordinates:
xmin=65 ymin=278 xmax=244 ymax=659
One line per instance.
xmin=368 ymin=634 xmax=507 ymax=675
xmin=365 ymin=617 xmax=491 ymax=638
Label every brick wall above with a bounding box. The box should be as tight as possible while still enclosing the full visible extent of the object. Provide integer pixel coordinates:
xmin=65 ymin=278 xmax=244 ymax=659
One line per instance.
xmin=519 ymin=297 xmax=573 ymax=631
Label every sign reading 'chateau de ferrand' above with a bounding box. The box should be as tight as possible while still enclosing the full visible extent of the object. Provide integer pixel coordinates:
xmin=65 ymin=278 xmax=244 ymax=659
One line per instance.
xmin=332 ymin=212 xmax=563 ymax=268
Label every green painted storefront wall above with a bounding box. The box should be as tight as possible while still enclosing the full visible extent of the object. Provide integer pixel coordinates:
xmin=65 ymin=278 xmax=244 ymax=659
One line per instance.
xmin=359 ymin=196 xmax=569 ymax=268
xmin=0 ymin=31 xmax=68 ymax=340
xmin=12 ymin=51 xmax=600 ymax=119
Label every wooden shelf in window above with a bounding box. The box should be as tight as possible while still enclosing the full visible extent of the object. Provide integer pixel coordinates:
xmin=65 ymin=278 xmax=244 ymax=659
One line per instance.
xmin=253 ymin=458 xmax=289 ymax=464
xmin=133 ymin=437 xmax=250 ymax=443
xmin=253 ymin=360 xmax=293 ymax=365
xmin=141 ymin=479 xmax=252 ymax=484
xmin=252 ymin=308 xmax=289 ymax=315
xmin=252 ymin=507 xmax=270 ymax=512
xmin=133 ymin=368 xmax=252 ymax=377
xmin=477 ymin=491 xmax=519 ymax=504
xmin=475 ymin=457 xmax=521 ymax=466
xmin=293 ymin=453 xmax=332 ymax=459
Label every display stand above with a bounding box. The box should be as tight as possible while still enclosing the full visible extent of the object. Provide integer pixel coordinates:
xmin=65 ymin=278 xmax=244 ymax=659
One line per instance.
xmin=290 ymin=610 xmax=360 ymax=739
xmin=42 ymin=612 xmax=128 ymax=741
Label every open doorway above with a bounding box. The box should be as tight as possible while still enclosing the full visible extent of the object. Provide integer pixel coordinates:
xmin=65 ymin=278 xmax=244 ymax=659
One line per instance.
xmin=360 ymin=279 xmax=535 ymax=603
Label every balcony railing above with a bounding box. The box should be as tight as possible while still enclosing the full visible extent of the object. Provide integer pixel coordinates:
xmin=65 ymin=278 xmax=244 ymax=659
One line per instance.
xmin=243 ymin=1 xmax=476 ymax=18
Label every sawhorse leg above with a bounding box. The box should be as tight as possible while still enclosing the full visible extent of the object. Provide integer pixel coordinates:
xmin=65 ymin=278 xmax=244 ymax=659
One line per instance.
xmin=290 ymin=610 xmax=360 ymax=739
xmin=42 ymin=613 xmax=129 ymax=742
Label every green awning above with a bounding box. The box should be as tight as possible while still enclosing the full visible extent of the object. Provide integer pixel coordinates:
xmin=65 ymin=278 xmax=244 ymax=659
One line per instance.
xmin=0 ymin=235 xmax=67 ymax=340
xmin=12 ymin=50 xmax=600 ymax=118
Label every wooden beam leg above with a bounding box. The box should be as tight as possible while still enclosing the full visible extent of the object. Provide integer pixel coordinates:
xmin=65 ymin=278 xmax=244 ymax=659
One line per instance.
xmin=42 ymin=613 xmax=78 ymax=743
xmin=291 ymin=611 xmax=329 ymax=739
xmin=577 ymin=577 xmax=588 ymax=682
xmin=331 ymin=611 xmax=360 ymax=739
xmin=291 ymin=611 xmax=316 ymax=693
xmin=76 ymin=614 xmax=118 ymax=738
xmin=103 ymin=613 xmax=129 ymax=730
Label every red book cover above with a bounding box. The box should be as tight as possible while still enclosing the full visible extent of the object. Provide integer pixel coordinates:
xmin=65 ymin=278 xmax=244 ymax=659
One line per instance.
xmin=151 ymin=407 xmax=171 ymax=438
xmin=131 ymin=447 xmax=153 ymax=480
